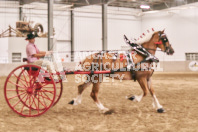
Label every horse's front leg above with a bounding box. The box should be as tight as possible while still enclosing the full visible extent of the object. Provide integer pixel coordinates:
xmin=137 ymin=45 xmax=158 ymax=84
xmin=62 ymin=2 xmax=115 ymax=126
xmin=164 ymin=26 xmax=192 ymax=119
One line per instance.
xmin=147 ymin=78 xmax=164 ymax=113
xmin=127 ymin=77 xmax=147 ymax=102
xmin=127 ymin=94 xmax=143 ymax=102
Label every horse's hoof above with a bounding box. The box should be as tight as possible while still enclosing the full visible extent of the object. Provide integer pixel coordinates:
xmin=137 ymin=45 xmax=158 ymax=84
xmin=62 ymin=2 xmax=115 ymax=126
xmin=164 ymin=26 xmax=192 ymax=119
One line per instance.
xmin=68 ymin=100 xmax=74 ymax=105
xmin=99 ymin=108 xmax=110 ymax=114
xmin=128 ymin=96 xmax=135 ymax=101
xmin=104 ymin=109 xmax=115 ymax=115
xmin=157 ymin=108 xmax=165 ymax=113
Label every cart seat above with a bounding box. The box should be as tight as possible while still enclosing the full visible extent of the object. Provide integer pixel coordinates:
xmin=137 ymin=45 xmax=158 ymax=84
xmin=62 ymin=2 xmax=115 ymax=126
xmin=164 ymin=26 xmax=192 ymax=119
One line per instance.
xmin=23 ymin=58 xmax=28 ymax=62
xmin=23 ymin=58 xmax=39 ymax=71
xmin=24 ymin=67 xmax=39 ymax=71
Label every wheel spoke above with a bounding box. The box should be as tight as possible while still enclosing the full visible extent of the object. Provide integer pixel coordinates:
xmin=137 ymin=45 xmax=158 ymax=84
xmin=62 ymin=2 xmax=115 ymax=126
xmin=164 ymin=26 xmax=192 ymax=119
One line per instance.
xmin=41 ymin=86 xmax=55 ymax=89
xmin=28 ymin=95 xmax=35 ymax=113
xmin=8 ymin=80 xmax=26 ymax=89
xmin=40 ymin=92 xmax=47 ymax=107
xmin=39 ymin=92 xmax=53 ymax=101
xmin=31 ymin=96 xmax=40 ymax=114
xmin=29 ymin=75 xmax=35 ymax=88
xmin=39 ymin=89 xmax=55 ymax=94
xmin=40 ymin=83 xmax=52 ymax=88
xmin=32 ymin=78 xmax=37 ymax=89
xmin=20 ymin=94 xmax=29 ymax=113
xmin=13 ymin=73 xmax=28 ymax=88
xmin=43 ymin=91 xmax=53 ymax=100
xmin=29 ymin=96 xmax=31 ymax=116
xmin=17 ymin=77 xmax=27 ymax=84
xmin=28 ymin=67 xmax=33 ymax=87
xmin=34 ymin=94 xmax=47 ymax=109
xmin=38 ymin=91 xmax=40 ymax=109
xmin=40 ymin=90 xmax=54 ymax=96
xmin=12 ymin=94 xmax=27 ymax=108
xmin=7 ymin=89 xmax=25 ymax=92
xmin=8 ymin=92 xmax=26 ymax=100
xmin=21 ymin=69 xmax=30 ymax=87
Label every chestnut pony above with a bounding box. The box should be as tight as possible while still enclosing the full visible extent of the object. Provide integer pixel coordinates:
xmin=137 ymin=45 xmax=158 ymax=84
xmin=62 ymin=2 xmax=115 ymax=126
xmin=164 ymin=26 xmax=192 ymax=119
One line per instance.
xmin=69 ymin=30 xmax=174 ymax=114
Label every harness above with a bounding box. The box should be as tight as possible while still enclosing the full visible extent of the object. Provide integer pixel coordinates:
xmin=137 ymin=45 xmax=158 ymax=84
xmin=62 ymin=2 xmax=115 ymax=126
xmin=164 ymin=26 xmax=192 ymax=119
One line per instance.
xmin=88 ymin=32 xmax=169 ymax=81
xmin=111 ymin=51 xmax=136 ymax=81
xmin=89 ymin=50 xmax=152 ymax=82
xmin=122 ymin=33 xmax=169 ymax=81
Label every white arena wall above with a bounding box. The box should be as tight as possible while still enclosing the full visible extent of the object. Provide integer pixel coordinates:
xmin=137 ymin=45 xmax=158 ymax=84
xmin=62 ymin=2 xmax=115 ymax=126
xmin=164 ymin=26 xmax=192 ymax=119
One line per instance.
xmin=0 ymin=3 xmax=141 ymax=50
xmin=0 ymin=37 xmax=47 ymax=63
xmin=0 ymin=2 xmax=198 ymax=75
xmin=1 ymin=3 xmax=197 ymax=62
xmin=141 ymin=5 xmax=198 ymax=61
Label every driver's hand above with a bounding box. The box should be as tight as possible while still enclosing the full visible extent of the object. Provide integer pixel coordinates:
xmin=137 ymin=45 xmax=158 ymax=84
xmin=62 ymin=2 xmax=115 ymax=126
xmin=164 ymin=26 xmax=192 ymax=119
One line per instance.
xmin=46 ymin=51 xmax=53 ymax=55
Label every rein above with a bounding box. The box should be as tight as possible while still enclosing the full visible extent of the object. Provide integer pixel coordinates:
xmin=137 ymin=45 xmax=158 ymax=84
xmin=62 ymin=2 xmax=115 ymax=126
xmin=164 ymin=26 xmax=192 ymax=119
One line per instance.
xmin=145 ymin=48 xmax=163 ymax=52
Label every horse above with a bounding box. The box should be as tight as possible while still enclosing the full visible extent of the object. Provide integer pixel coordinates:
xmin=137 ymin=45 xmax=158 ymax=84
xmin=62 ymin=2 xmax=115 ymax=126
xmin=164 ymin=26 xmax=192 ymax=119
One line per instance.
xmin=69 ymin=30 xmax=174 ymax=114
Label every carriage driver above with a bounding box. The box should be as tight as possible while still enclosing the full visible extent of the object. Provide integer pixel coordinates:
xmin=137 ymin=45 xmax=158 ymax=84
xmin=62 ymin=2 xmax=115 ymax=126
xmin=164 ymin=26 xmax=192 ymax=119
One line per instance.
xmin=25 ymin=33 xmax=59 ymax=81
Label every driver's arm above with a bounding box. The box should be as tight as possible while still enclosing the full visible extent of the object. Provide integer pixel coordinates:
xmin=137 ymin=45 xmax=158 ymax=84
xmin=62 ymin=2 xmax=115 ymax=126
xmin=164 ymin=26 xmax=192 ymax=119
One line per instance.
xmin=39 ymin=51 xmax=46 ymax=54
xmin=32 ymin=52 xmax=46 ymax=58
xmin=32 ymin=51 xmax=52 ymax=58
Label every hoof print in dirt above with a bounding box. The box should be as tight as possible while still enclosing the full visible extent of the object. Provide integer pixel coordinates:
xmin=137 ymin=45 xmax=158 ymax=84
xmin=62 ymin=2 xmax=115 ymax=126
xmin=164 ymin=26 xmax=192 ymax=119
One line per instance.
xmin=157 ymin=108 xmax=165 ymax=113
xmin=68 ymin=100 xmax=74 ymax=105
xmin=104 ymin=109 xmax=115 ymax=115
xmin=128 ymin=96 xmax=135 ymax=101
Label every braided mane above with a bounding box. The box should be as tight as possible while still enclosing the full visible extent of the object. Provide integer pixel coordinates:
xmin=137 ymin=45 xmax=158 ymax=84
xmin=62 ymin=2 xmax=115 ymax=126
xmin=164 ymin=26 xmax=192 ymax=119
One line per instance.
xmin=135 ymin=29 xmax=155 ymax=45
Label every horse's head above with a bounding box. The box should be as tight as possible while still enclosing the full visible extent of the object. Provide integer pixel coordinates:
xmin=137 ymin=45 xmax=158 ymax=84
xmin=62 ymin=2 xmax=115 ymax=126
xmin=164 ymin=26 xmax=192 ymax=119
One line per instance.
xmin=152 ymin=30 xmax=174 ymax=55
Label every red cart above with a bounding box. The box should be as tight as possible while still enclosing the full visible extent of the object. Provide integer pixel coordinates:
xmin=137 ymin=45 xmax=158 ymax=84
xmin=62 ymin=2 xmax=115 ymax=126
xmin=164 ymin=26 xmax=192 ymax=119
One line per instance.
xmin=4 ymin=63 xmax=114 ymax=117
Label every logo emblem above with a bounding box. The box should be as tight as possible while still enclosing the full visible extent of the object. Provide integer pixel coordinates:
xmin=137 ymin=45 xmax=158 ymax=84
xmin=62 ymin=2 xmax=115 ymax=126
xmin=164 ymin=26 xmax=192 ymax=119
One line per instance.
xmin=189 ymin=61 xmax=198 ymax=71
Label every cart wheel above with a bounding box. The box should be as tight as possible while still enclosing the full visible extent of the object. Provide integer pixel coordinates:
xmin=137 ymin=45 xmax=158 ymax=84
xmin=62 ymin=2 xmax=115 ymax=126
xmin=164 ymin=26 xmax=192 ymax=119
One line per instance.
xmin=4 ymin=65 xmax=56 ymax=117
xmin=53 ymin=80 xmax=63 ymax=106
xmin=17 ymin=68 xmax=63 ymax=108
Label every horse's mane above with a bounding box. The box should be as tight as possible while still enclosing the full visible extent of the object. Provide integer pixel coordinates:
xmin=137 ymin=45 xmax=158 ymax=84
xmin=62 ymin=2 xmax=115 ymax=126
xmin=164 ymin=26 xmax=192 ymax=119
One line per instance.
xmin=135 ymin=30 xmax=155 ymax=45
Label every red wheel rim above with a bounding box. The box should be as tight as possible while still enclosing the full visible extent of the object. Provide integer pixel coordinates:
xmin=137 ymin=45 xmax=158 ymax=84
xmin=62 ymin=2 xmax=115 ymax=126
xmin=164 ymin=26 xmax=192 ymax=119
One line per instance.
xmin=4 ymin=64 xmax=56 ymax=117
xmin=53 ymin=80 xmax=63 ymax=106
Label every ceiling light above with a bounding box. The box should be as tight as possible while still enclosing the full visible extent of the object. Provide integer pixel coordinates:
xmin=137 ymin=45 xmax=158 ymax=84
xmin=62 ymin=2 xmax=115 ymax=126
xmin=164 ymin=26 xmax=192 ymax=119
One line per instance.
xmin=140 ymin=5 xmax=150 ymax=9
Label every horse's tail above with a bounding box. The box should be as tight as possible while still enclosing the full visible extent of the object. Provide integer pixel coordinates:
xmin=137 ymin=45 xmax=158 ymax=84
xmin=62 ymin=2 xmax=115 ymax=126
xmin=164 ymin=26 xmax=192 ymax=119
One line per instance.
xmin=79 ymin=59 xmax=85 ymax=67
xmin=79 ymin=53 xmax=103 ymax=71
xmin=78 ymin=54 xmax=94 ymax=70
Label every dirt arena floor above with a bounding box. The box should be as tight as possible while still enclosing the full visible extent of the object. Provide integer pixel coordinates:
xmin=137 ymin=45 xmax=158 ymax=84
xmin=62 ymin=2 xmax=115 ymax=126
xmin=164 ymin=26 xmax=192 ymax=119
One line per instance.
xmin=0 ymin=72 xmax=198 ymax=132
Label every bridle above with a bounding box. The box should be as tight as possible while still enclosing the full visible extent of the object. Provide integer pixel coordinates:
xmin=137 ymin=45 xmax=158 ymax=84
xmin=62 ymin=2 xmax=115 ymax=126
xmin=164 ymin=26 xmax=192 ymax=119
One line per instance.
xmin=146 ymin=32 xmax=172 ymax=53
xmin=158 ymin=33 xmax=172 ymax=53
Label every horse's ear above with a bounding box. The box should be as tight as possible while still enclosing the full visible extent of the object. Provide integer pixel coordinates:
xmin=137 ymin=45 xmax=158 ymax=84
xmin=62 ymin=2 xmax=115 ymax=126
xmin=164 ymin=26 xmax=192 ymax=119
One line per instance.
xmin=162 ymin=29 xmax=165 ymax=33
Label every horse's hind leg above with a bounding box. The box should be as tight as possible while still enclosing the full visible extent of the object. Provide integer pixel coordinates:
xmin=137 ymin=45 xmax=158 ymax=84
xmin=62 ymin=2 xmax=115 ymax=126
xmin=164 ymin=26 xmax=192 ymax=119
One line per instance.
xmin=147 ymin=78 xmax=164 ymax=113
xmin=91 ymin=82 xmax=110 ymax=113
xmin=69 ymin=79 xmax=91 ymax=105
